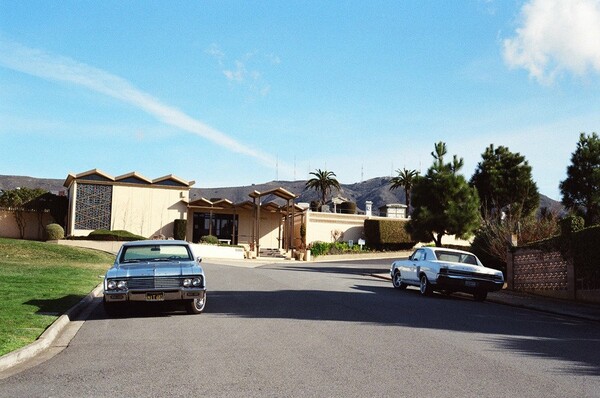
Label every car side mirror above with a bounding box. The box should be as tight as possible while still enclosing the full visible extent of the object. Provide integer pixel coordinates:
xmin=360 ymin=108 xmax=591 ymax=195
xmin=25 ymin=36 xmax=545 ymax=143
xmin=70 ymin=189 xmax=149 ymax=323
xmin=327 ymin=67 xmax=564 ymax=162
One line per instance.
xmin=196 ymin=256 xmax=202 ymax=263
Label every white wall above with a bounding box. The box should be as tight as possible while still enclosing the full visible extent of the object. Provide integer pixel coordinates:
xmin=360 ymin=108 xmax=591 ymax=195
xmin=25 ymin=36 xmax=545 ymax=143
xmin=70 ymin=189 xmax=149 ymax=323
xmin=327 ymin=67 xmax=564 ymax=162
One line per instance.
xmin=301 ymin=211 xmax=472 ymax=247
xmin=110 ymin=185 xmax=188 ymax=238
xmin=303 ymin=212 xmax=377 ymax=244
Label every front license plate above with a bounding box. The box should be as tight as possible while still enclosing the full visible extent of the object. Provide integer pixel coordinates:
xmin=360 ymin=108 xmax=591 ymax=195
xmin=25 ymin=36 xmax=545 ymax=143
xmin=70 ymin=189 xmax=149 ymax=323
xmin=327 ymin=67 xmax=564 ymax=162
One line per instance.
xmin=465 ymin=281 xmax=477 ymax=288
xmin=146 ymin=292 xmax=164 ymax=301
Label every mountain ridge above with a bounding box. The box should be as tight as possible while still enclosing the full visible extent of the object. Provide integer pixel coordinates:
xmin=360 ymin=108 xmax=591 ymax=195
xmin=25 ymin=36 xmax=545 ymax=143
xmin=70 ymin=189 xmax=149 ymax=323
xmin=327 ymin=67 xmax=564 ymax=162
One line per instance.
xmin=0 ymin=174 xmax=561 ymax=214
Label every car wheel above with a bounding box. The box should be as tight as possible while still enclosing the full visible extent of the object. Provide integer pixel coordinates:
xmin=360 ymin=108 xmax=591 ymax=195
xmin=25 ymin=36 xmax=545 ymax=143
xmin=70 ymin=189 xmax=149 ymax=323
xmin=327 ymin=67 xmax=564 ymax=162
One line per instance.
xmin=419 ymin=274 xmax=433 ymax=296
xmin=392 ymin=271 xmax=407 ymax=289
xmin=185 ymin=296 xmax=206 ymax=314
xmin=473 ymin=291 xmax=488 ymax=301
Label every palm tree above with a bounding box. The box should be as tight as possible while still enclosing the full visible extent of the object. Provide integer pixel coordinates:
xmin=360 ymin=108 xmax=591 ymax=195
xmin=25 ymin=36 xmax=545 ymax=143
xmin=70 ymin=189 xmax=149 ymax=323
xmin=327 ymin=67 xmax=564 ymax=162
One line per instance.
xmin=389 ymin=168 xmax=418 ymax=210
xmin=305 ymin=169 xmax=341 ymax=209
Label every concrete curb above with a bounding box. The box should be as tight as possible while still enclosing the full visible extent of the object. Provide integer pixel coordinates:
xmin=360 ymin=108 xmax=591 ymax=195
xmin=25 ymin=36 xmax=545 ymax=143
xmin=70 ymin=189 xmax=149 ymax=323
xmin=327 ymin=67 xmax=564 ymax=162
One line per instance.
xmin=0 ymin=283 xmax=103 ymax=373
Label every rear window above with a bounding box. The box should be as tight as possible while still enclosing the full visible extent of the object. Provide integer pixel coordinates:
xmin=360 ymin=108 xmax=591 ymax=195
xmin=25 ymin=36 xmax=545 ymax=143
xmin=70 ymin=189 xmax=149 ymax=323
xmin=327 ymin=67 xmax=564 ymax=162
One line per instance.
xmin=434 ymin=250 xmax=478 ymax=265
xmin=120 ymin=244 xmax=192 ymax=262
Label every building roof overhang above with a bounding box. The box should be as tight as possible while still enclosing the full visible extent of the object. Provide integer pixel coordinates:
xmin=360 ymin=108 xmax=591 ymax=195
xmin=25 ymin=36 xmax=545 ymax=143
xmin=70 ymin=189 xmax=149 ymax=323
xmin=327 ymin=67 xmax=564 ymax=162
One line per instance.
xmin=248 ymin=187 xmax=297 ymax=201
xmin=63 ymin=169 xmax=194 ymax=189
xmin=188 ymin=196 xmax=304 ymax=214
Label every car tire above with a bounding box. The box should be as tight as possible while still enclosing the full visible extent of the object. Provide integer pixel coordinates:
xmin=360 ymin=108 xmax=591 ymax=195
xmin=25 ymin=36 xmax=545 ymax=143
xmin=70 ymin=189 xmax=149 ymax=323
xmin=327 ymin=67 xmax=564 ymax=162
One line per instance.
xmin=392 ymin=271 xmax=408 ymax=290
xmin=185 ymin=296 xmax=206 ymax=314
xmin=473 ymin=291 xmax=488 ymax=301
xmin=419 ymin=274 xmax=433 ymax=296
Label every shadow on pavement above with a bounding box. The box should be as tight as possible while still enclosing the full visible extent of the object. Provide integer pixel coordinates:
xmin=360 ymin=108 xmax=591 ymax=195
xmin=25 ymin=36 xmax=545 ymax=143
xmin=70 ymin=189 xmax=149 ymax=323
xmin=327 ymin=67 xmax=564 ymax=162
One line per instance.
xmin=85 ymin=262 xmax=600 ymax=377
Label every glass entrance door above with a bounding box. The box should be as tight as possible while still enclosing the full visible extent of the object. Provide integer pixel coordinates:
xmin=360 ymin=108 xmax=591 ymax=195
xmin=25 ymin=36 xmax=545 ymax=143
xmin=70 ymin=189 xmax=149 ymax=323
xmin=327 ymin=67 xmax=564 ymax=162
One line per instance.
xmin=192 ymin=212 xmax=238 ymax=244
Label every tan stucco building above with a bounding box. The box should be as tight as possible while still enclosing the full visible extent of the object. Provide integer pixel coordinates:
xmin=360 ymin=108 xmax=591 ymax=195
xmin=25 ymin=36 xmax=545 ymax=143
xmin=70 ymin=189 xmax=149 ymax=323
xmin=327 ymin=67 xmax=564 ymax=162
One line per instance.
xmin=63 ymin=170 xmax=300 ymax=255
xmin=63 ymin=169 xmax=193 ymax=239
xmin=62 ymin=169 xmax=432 ymax=257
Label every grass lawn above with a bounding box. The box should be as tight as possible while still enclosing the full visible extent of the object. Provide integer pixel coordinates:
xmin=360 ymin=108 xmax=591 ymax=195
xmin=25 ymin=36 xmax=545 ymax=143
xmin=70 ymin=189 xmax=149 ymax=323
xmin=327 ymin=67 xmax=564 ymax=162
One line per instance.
xmin=0 ymin=238 xmax=114 ymax=356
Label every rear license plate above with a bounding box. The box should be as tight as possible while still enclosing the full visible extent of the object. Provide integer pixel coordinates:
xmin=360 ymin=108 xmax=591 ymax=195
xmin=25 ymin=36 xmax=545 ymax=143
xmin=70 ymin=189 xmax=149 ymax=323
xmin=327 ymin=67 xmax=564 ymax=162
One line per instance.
xmin=146 ymin=292 xmax=164 ymax=301
xmin=465 ymin=281 xmax=477 ymax=288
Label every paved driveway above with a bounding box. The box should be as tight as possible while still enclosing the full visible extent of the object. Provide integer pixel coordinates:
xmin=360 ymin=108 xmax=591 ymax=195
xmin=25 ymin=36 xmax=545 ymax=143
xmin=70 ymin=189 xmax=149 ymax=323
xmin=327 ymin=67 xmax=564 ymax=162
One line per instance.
xmin=1 ymin=259 xmax=600 ymax=397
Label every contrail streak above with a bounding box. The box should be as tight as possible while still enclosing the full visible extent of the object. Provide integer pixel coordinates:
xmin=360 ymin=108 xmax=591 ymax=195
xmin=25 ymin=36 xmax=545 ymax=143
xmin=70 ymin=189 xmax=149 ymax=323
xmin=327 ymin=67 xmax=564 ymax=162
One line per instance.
xmin=0 ymin=38 xmax=286 ymax=172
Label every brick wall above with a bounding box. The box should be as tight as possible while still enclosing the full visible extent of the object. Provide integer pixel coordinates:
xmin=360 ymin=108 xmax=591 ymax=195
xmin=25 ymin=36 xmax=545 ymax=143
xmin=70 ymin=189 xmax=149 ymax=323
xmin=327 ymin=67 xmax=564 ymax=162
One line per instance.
xmin=513 ymin=249 xmax=569 ymax=291
xmin=507 ymin=247 xmax=600 ymax=303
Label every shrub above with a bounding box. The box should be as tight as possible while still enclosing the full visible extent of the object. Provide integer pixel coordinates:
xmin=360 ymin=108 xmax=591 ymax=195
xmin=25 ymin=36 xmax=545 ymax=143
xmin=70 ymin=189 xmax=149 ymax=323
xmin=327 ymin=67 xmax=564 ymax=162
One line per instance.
xmin=308 ymin=241 xmax=362 ymax=257
xmin=173 ymin=219 xmax=187 ymax=240
xmin=299 ymin=223 xmax=306 ymax=248
xmin=200 ymin=235 xmax=219 ymax=244
xmin=310 ymin=200 xmax=321 ymax=212
xmin=364 ymin=219 xmax=416 ymax=250
xmin=560 ymin=215 xmax=585 ymax=236
xmin=45 ymin=223 xmax=64 ymax=240
xmin=309 ymin=241 xmax=329 ymax=257
xmin=87 ymin=229 xmax=146 ymax=241
xmin=338 ymin=201 xmax=357 ymax=214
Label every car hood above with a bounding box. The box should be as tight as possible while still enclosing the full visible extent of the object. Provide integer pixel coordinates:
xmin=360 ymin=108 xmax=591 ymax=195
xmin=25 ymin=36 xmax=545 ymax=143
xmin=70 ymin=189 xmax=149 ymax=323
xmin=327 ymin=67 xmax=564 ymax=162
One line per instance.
xmin=106 ymin=261 xmax=203 ymax=278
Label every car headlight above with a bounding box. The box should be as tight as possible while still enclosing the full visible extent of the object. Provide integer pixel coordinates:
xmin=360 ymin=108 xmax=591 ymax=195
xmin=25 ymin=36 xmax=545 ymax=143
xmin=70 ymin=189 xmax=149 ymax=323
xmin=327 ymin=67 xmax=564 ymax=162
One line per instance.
xmin=183 ymin=278 xmax=192 ymax=287
xmin=117 ymin=280 xmax=128 ymax=289
xmin=107 ymin=280 xmax=117 ymax=290
xmin=192 ymin=277 xmax=202 ymax=287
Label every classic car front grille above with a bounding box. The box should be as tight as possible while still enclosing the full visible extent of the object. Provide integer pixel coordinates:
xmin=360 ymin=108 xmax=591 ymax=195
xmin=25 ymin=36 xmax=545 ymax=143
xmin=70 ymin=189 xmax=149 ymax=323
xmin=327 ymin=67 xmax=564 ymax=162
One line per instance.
xmin=442 ymin=269 xmax=503 ymax=282
xmin=126 ymin=277 xmax=182 ymax=290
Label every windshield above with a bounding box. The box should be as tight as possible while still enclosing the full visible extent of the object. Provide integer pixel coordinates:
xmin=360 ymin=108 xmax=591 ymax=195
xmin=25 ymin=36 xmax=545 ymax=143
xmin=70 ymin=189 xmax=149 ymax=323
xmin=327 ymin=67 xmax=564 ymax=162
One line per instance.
xmin=434 ymin=250 xmax=479 ymax=265
xmin=120 ymin=244 xmax=192 ymax=263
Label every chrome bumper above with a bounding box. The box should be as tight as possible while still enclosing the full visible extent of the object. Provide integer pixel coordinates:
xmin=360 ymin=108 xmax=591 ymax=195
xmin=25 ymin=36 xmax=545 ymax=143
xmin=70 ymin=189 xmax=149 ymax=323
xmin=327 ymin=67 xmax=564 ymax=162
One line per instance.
xmin=104 ymin=288 xmax=206 ymax=302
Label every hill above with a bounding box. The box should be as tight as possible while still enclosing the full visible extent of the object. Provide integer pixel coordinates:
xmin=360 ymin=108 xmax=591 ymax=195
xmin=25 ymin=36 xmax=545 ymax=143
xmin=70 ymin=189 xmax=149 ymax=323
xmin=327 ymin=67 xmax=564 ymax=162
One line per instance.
xmin=0 ymin=174 xmax=561 ymax=215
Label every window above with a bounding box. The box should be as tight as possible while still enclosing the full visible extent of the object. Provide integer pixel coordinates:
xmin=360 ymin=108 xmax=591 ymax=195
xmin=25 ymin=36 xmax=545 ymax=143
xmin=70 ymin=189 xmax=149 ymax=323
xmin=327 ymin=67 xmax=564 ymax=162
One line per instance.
xmin=121 ymin=244 xmax=192 ymax=262
xmin=192 ymin=212 xmax=238 ymax=243
xmin=412 ymin=249 xmax=425 ymax=261
xmin=74 ymin=183 xmax=112 ymax=230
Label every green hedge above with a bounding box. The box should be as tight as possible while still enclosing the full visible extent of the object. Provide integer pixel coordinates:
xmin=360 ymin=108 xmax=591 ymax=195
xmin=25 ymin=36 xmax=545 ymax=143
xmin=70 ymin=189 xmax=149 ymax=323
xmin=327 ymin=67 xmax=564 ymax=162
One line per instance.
xmin=86 ymin=229 xmax=146 ymax=241
xmin=571 ymin=225 xmax=600 ymax=283
xmin=309 ymin=241 xmax=362 ymax=257
xmin=173 ymin=219 xmax=187 ymax=240
xmin=364 ymin=219 xmax=416 ymax=250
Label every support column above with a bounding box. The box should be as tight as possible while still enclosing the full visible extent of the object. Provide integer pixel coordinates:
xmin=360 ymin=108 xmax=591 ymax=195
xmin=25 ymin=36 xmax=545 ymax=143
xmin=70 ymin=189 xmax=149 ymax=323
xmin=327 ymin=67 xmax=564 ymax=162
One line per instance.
xmin=256 ymin=200 xmax=261 ymax=256
xmin=506 ymin=249 xmax=514 ymax=290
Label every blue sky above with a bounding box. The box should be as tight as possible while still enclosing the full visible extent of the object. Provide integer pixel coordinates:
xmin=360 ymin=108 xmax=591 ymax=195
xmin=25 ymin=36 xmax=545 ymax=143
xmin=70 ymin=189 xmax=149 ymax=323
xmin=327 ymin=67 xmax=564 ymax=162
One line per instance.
xmin=1 ymin=1 xmax=600 ymax=200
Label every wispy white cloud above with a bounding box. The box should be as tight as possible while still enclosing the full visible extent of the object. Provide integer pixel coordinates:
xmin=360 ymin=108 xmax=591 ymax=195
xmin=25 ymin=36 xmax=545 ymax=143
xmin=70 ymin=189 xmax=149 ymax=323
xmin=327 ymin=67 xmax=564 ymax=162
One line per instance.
xmin=266 ymin=53 xmax=281 ymax=65
xmin=503 ymin=0 xmax=600 ymax=83
xmin=0 ymin=38 xmax=283 ymax=170
xmin=223 ymin=60 xmax=246 ymax=82
xmin=206 ymin=44 xmax=277 ymax=97
xmin=205 ymin=43 xmax=225 ymax=65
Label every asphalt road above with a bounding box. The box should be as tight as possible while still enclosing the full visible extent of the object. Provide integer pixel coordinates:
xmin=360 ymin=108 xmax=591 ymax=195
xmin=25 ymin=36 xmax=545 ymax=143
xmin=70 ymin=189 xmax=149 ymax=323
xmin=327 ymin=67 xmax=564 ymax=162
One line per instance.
xmin=1 ymin=258 xmax=600 ymax=397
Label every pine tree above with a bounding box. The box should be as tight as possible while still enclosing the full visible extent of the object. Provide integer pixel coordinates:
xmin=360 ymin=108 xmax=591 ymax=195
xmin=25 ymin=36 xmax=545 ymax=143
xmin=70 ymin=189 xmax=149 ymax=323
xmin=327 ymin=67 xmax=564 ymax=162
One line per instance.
xmin=560 ymin=132 xmax=600 ymax=225
xmin=408 ymin=142 xmax=480 ymax=246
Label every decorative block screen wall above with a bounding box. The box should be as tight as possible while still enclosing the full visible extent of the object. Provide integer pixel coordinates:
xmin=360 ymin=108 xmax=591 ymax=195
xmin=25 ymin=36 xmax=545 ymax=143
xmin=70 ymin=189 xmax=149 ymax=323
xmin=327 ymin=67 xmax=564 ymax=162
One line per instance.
xmin=513 ymin=250 xmax=568 ymax=291
xmin=74 ymin=183 xmax=112 ymax=230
